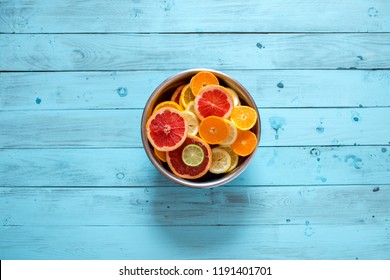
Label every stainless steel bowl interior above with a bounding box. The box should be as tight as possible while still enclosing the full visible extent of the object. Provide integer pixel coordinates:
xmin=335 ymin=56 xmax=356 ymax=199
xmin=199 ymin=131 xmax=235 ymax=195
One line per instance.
xmin=141 ymin=69 xmax=261 ymax=188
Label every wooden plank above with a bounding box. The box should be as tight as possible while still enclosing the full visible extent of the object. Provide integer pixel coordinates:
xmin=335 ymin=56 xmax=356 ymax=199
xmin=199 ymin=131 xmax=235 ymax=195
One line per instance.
xmin=1 ymin=146 xmax=389 ymax=187
xmin=1 ymin=0 xmax=389 ymax=33
xmin=0 ymin=224 xmax=388 ymax=259
xmin=0 ymin=186 xmax=388 ymax=226
xmin=1 ymin=70 xmax=390 ymax=110
xmin=1 ymin=108 xmax=390 ymax=148
xmin=1 ymin=34 xmax=390 ymax=71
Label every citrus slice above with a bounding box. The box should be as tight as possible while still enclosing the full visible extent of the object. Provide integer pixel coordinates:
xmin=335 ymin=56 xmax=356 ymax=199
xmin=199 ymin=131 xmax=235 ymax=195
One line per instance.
xmin=153 ymin=100 xmax=183 ymax=114
xmin=220 ymin=119 xmax=238 ymax=146
xmin=190 ymin=71 xmax=219 ymax=96
xmin=146 ymin=108 xmax=188 ymax=152
xmin=154 ymin=147 xmax=167 ymax=162
xmin=199 ymin=116 xmax=229 ymax=145
xmin=179 ymin=84 xmax=195 ymax=109
xmin=219 ymin=145 xmax=239 ymax=172
xmin=185 ymin=101 xmax=195 ymax=114
xmin=232 ymin=130 xmax=258 ymax=157
xmin=230 ymin=106 xmax=258 ymax=131
xmin=181 ymin=111 xmax=199 ymax=136
xmin=226 ymin=88 xmax=241 ymax=107
xmin=171 ymin=84 xmax=185 ymax=105
xmin=209 ymin=147 xmax=231 ymax=174
xmin=167 ymin=135 xmax=212 ymax=179
xmin=194 ymin=85 xmax=234 ymax=120
xmin=182 ymin=144 xmax=204 ymax=167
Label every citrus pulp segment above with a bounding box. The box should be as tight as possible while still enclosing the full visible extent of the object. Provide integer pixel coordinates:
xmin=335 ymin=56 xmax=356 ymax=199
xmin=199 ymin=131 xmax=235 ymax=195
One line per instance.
xmin=230 ymin=105 xmax=258 ymax=131
xmin=232 ymin=129 xmax=258 ymax=157
xmin=198 ymin=116 xmax=229 ymax=145
xmin=167 ymin=135 xmax=212 ymax=179
xmin=146 ymin=108 xmax=188 ymax=152
xmin=182 ymin=144 xmax=204 ymax=167
xmin=190 ymin=71 xmax=219 ymax=96
xmin=209 ymin=147 xmax=231 ymax=174
xmin=194 ymin=85 xmax=234 ymax=120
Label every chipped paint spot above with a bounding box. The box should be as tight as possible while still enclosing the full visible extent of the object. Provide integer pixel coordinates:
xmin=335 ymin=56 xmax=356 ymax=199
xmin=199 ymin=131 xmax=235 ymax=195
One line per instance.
xmin=35 ymin=98 xmax=41 ymax=104
xmin=351 ymin=111 xmax=360 ymax=122
xmin=357 ymin=55 xmax=363 ymax=60
xmin=116 ymin=87 xmax=128 ymax=97
xmin=345 ymin=155 xmax=363 ymax=169
xmin=381 ymin=147 xmax=387 ymax=153
xmin=277 ymin=81 xmax=284 ymax=88
xmin=373 ymin=187 xmax=380 ymax=192
xmin=316 ymin=126 xmax=324 ymax=134
xmin=269 ymin=116 xmax=286 ymax=140
xmin=116 ymin=172 xmax=125 ymax=179
xmin=368 ymin=7 xmax=378 ymax=17
xmin=310 ymin=148 xmax=320 ymax=157
xmin=256 ymin=42 xmax=265 ymax=49
xmin=315 ymin=176 xmax=327 ymax=183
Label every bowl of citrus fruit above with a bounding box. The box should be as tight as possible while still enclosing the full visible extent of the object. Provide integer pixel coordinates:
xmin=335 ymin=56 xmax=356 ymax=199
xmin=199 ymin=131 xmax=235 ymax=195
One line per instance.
xmin=141 ymin=69 xmax=260 ymax=188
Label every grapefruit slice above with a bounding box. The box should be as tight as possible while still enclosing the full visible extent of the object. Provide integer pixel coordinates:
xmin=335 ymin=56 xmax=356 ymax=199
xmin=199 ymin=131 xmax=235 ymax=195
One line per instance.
xmin=194 ymin=85 xmax=234 ymax=120
xmin=167 ymin=135 xmax=212 ymax=180
xmin=146 ymin=108 xmax=188 ymax=152
xmin=171 ymin=84 xmax=185 ymax=105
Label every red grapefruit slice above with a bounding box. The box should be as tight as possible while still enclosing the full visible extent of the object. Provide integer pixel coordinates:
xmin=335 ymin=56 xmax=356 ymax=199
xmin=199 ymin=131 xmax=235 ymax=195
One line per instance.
xmin=167 ymin=135 xmax=212 ymax=179
xmin=194 ymin=85 xmax=234 ymax=120
xmin=146 ymin=108 xmax=188 ymax=152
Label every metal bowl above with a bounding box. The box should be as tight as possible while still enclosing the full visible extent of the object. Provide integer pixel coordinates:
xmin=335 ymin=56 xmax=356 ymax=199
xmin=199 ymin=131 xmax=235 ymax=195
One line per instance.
xmin=141 ymin=69 xmax=261 ymax=188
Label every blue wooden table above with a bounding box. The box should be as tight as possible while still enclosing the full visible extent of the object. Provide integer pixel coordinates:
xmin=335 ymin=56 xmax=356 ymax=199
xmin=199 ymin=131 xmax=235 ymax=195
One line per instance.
xmin=1 ymin=0 xmax=389 ymax=260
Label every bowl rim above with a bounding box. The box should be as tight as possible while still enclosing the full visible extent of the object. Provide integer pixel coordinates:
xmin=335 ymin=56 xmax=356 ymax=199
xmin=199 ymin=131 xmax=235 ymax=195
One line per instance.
xmin=141 ymin=68 xmax=261 ymax=188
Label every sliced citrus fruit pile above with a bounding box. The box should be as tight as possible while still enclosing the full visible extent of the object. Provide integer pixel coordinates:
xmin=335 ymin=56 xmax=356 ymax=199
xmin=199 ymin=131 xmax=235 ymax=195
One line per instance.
xmin=145 ymin=71 xmax=259 ymax=180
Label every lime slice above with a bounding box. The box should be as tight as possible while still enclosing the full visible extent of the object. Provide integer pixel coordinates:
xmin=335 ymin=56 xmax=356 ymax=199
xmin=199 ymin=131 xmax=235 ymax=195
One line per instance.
xmin=209 ymin=147 xmax=231 ymax=174
xmin=182 ymin=144 xmax=204 ymax=167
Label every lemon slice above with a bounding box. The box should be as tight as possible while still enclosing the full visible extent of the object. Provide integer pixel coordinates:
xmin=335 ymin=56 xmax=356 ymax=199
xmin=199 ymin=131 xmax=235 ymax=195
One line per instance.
xmin=179 ymin=84 xmax=195 ymax=108
xmin=220 ymin=119 xmax=238 ymax=146
xmin=185 ymin=101 xmax=195 ymax=114
xmin=219 ymin=145 xmax=239 ymax=172
xmin=182 ymin=144 xmax=204 ymax=167
xmin=181 ymin=111 xmax=199 ymax=136
xmin=226 ymin=88 xmax=241 ymax=107
xmin=209 ymin=147 xmax=231 ymax=174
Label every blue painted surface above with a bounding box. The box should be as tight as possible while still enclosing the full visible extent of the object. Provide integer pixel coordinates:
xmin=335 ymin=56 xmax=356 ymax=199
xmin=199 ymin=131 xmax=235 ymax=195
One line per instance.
xmin=0 ymin=0 xmax=390 ymax=260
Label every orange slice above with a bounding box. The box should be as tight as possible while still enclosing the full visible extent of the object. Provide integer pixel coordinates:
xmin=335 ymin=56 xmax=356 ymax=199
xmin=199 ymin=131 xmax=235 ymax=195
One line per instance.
xmin=153 ymin=100 xmax=183 ymax=114
xmin=190 ymin=71 xmax=219 ymax=96
xmin=146 ymin=108 xmax=188 ymax=151
xmin=232 ymin=130 xmax=258 ymax=157
xmin=154 ymin=147 xmax=167 ymax=162
xmin=198 ymin=116 xmax=229 ymax=145
xmin=230 ymin=105 xmax=258 ymax=130
xmin=179 ymin=84 xmax=195 ymax=109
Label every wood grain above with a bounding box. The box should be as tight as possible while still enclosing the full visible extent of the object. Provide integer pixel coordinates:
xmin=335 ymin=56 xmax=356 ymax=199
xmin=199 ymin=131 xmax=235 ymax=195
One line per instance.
xmin=1 ymin=186 xmax=388 ymax=226
xmin=1 ymin=146 xmax=389 ymax=187
xmin=1 ymin=70 xmax=390 ymax=110
xmin=1 ymin=34 xmax=390 ymax=71
xmin=1 ymin=224 xmax=388 ymax=259
xmin=1 ymin=0 xmax=389 ymax=33
xmin=1 ymin=108 xmax=389 ymax=148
